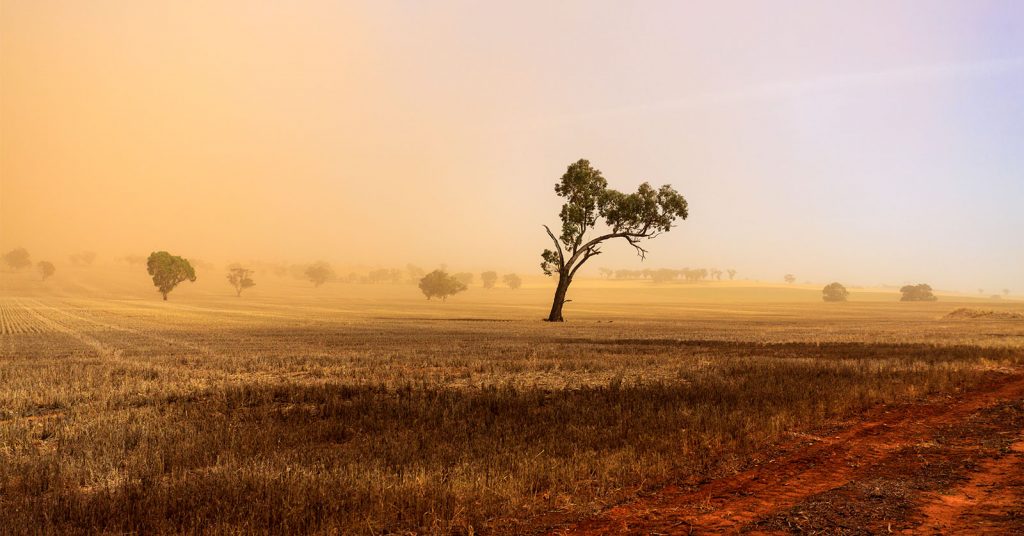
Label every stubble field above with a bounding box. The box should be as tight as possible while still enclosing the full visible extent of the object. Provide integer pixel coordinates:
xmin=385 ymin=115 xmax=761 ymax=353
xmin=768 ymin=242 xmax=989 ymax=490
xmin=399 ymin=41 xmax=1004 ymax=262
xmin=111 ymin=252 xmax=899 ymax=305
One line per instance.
xmin=2 ymin=269 xmax=1023 ymax=534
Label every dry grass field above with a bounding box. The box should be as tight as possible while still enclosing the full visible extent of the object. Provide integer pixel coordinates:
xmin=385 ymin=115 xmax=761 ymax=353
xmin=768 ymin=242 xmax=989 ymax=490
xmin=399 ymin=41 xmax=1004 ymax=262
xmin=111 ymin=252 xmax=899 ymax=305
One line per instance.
xmin=2 ymin=268 xmax=1023 ymax=534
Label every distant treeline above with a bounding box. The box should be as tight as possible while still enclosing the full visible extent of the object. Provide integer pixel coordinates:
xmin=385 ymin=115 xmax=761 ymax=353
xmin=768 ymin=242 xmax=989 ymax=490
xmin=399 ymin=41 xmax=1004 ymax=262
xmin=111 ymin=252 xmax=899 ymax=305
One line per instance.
xmin=597 ymin=267 xmax=737 ymax=283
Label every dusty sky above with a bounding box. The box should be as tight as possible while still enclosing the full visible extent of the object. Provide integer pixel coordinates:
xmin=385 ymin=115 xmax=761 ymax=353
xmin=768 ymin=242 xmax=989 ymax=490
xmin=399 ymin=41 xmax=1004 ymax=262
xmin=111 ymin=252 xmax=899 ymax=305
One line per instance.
xmin=2 ymin=1 xmax=1022 ymax=291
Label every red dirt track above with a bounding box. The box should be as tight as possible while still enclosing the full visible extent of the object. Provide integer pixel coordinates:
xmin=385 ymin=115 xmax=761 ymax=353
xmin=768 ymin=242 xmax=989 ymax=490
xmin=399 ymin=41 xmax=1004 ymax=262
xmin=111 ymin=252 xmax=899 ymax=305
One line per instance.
xmin=551 ymin=372 xmax=1024 ymax=535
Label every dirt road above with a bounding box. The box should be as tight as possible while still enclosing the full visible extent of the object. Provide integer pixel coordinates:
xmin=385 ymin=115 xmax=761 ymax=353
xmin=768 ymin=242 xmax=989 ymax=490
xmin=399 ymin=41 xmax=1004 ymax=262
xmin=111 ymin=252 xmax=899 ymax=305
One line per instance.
xmin=552 ymin=372 xmax=1024 ymax=535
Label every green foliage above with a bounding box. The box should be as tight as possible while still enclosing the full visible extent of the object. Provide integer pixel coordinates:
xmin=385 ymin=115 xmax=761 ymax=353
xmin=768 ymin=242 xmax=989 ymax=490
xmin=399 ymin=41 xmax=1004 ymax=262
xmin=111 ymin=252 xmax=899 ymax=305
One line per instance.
xmin=900 ymin=284 xmax=937 ymax=302
xmin=480 ymin=271 xmax=498 ymax=289
xmin=418 ymin=270 xmax=467 ymax=301
xmin=305 ymin=262 xmax=335 ymax=287
xmin=822 ymin=282 xmax=849 ymax=302
xmin=3 ymin=248 xmax=31 ymax=270
xmin=541 ymin=159 xmax=688 ymax=277
xmin=226 ymin=267 xmax=256 ymax=297
xmin=37 ymin=261 xmax=56 ymax=281
xmin=541 ymin=159 xmax=688 ymax=321
xmin=146 ymin=252 xmax=196 ymax=300
xmin=502 ymin=273 xmax=522 ymax=289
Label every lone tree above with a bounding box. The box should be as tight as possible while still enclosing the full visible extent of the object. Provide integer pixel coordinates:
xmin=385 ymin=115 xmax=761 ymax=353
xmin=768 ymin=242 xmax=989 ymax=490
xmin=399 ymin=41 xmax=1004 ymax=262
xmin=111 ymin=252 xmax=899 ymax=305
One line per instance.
xmin=226 ymin=266 xmax=255 ymax=297
xmin=305 ymin=261 xmax=334 ymax=287
xmin=503 ymin=273 xmax=522 ymax=289
xmin=784 ymin=274 xmax=796 ymax=284
xmin=727 ymin=269 xmax=737 ymax=280
xmin=2 ymin=248 xmax=31 ymax=270
xmin=541 ymin=159 xmax=688 ymax=321
xmin=481 ymin=271 xmax=498 ymax=289
xmin=37 ymin=261 xmax=56 ymax=281
xmin=1005 ymin=288 xmax=1011 ymax=297
xmin=822 ymin=282 xmax=849 ymax=302
xmin=146 ymin=251 xmax=196 ymax=300
xmin=419 ymin=269 xmax=467 ymax=301
xmin=900 ymin=284 xmax=937 ymax=302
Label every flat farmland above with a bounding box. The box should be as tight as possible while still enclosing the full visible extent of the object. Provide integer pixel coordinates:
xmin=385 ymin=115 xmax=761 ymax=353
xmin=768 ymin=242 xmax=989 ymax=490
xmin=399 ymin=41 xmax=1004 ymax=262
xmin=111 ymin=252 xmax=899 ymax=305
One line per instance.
xmin=2 ymin=271 xmax=1023 ymax=534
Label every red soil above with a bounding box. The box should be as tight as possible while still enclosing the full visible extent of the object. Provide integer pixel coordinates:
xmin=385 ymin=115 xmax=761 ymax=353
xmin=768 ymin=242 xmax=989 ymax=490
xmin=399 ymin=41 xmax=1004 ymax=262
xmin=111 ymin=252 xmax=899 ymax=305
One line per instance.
xmin=550 ymin=372 xmax=1024 ymax=535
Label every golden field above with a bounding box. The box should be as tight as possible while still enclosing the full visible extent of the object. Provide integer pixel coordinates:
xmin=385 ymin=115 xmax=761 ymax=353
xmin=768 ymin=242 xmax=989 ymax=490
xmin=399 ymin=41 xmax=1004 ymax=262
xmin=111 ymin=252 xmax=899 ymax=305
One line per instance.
xmin=2 ymin=267 xmax=1022 ymax=534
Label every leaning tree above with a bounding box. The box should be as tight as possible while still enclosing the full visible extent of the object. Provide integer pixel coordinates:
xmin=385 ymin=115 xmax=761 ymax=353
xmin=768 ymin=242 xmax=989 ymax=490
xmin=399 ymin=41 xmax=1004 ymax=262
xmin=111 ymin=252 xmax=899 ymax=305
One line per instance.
xmin=146 ymin=251 xmax=196 ymax=300
xmin=541 ymin=159 xmax=688 ymax=321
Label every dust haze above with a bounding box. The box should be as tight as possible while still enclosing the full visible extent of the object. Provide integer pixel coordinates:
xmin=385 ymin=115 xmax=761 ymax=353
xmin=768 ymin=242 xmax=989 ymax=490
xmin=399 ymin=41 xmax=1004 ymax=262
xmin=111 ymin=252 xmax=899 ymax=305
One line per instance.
xmin=3 ymin=1 xmax=1023 ymax=291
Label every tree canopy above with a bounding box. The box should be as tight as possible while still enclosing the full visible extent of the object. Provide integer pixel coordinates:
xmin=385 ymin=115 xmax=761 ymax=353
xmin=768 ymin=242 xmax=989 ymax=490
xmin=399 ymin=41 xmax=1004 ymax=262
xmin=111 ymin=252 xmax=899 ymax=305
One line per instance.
xmin=227 ymin=266 xmax=256 ymax=297
xmin=418 ymin=270 xmax=467 ymax=301
xmin=146 ymin=251 xmax=196 ymax=300
xmin=900 ymin=284 xmax=937 ymax=302
xmin=481 ymin=271 xmax=498 ymax=289
xmin=37 ymin=261 xmax=56 ymax=281
xmin=541 ymin=159 xmax=687 ymax=321
xmin=822 ymin=282 xmax=849 ymax=302
xmin=503 ymin=273 xmax=522 ymax=289
xmin=2 ymin=248 xmax=31 ymax=270
xmin=305 ymin=261 xmax=335 ymax=287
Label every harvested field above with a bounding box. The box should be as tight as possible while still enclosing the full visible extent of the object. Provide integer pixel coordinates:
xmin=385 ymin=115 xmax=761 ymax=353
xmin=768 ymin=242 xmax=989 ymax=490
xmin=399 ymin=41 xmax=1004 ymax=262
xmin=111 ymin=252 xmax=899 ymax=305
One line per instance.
xmin=2 ymin=271 xmax=1023 ymax=534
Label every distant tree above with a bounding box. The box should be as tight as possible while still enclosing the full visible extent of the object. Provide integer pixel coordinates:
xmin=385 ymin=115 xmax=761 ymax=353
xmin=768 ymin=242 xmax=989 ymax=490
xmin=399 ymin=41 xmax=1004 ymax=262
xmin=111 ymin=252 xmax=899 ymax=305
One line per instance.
xmin=978 ymin=288 xmax=985 ymax=295
xmin=305 ymin=261 xmax=335 ymax=287
xmin=453 ymin=272 xmax=474 ymax=287
xmin=69 ymin=251 xmax=97 ymax=267
xmin=900 ymin=284 xmax=937 ymax=302
xmin=598 ymin=267 xmax=614 ymax=279
xmin=419 ymin=270 xmax=467 ymax=301
xmin=226 ymin=267 xmax=255 ymax=297
xmin=406 ymin=264 xmax=426 ymax=284
xmin=366 ymin=268 xmax=402 ymax=284
xmin=784 ymin=274 xmax=796 ymax=284
xmin=146 ymin=251 xmax=196 ymax=301
xmin=541 ymin=159 xmax=688 ymax=322
xmin=710 ymin=268 xmax=723 ymax=281
xmin=37 ymin=261 xmax=56 ymax=281
xmin=822 ymin=282 xmax=849 ymax=302
xmin=503 ymin=273 xmax=522 ymax=289
xmin=2 ymin=248 xmax=31 ymax=270
xmin=1004 ymin=289 xmax=1011 ymax=297
xmin=651 ymin=268 xmax=679 ymax=283
xmin=481 ymin=271 xmax=498 ymax=289
xmin=727 ymin=269 xmax=737 ymax=280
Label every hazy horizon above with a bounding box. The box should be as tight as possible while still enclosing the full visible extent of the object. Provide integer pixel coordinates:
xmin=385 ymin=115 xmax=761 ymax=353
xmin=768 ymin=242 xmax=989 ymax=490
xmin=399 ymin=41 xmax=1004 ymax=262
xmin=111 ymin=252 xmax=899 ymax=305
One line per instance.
xmin=3 ymin=1 xmax=1022 ymax=291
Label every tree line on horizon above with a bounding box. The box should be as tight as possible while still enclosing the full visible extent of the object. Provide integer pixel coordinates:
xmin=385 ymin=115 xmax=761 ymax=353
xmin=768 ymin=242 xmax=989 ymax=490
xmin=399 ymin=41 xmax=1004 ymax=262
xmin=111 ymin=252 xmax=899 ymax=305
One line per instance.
xmin=597 ymin=267 xmax=737 ymax=282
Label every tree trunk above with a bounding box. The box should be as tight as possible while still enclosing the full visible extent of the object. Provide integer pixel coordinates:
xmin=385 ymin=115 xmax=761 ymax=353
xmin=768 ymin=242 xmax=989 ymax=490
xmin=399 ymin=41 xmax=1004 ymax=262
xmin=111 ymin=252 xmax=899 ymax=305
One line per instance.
xmin=546 ymin=273 xmax=571 ymax=322
xmin=162 ymin=292 xmax=168 ymax=301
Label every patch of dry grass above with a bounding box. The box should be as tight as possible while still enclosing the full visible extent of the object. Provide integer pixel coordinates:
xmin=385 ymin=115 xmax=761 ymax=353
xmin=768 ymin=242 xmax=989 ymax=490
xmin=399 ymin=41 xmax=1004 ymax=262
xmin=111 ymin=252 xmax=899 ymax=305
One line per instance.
xmin=1 ymin=279 xmax=1023 ymax=534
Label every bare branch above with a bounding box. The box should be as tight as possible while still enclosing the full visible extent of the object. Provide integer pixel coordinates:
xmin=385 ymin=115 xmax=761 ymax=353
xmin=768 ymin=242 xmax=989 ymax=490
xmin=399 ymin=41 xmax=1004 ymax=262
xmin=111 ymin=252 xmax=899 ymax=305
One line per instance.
xmin=543 ymin=224 xmax=565 ymax=268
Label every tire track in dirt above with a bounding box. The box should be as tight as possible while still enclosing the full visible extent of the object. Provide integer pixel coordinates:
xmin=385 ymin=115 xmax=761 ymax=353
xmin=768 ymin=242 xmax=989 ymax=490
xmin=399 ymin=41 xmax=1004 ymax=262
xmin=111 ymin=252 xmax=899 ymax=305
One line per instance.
xmin=551 ymin=372 xmax=1024 ymax=535
xmin=912 ymin=436 xmax=1024 ymax=534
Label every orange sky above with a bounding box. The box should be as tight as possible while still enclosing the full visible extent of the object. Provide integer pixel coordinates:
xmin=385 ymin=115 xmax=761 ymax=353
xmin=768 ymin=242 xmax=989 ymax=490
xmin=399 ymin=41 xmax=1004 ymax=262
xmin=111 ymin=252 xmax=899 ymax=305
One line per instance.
xmin=2 ymin=1 xmax=1022 ymax=291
